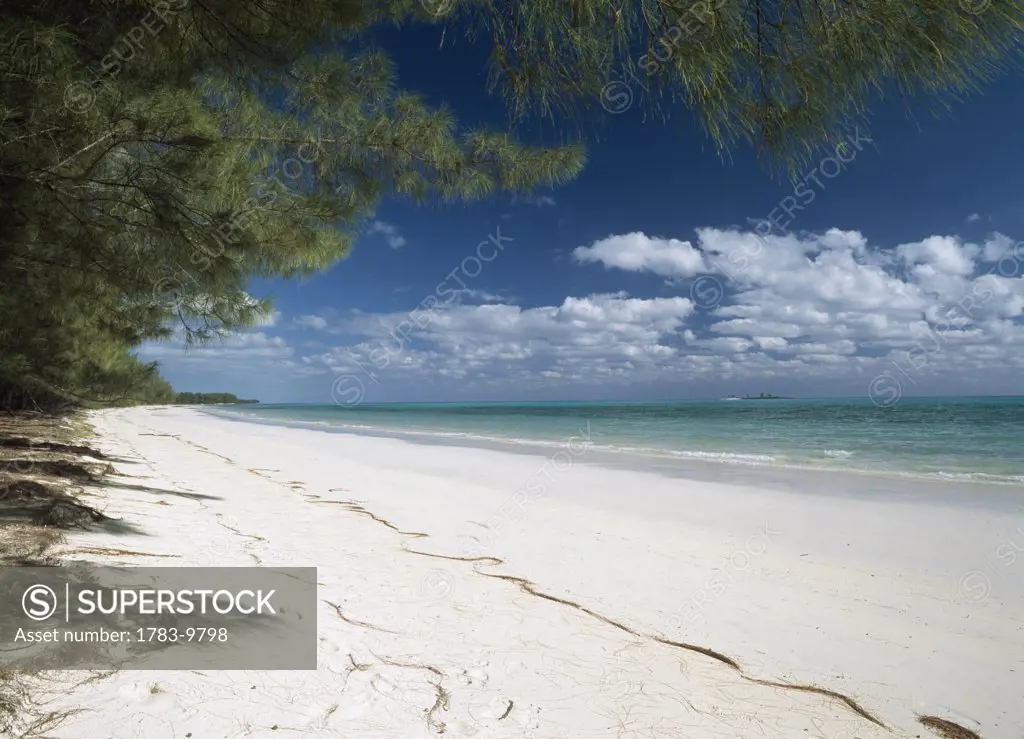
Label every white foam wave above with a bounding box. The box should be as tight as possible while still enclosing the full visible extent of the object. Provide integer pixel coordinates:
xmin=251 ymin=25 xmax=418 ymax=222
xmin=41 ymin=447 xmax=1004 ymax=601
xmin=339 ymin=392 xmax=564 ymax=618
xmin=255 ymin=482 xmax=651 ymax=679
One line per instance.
xmin=224 ymin=410 xmax=1024 ymax=486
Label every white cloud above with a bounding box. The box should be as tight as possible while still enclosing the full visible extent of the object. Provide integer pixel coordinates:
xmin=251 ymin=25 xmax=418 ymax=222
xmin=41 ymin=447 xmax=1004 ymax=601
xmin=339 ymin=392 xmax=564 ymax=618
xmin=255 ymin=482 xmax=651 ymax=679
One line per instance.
xmin=574 ymin=232 xmax=707 ymax=278
xmin=573 ymin=227 xmax=1024 ymax=387
xmin=254 ymin=309 xmax=281 ymax=328
xmin=897 ymin=235 xmax=979 ymax=277
xmin=513 ymin=194 xmax=557 ymax=207
xmin=367 ymin=220 xmax=407 ymax=249
xmin=146 ymin=226 xmax=1024 ymax=399
xmin=139 ymin=331 xmax=293 ymax=365
xmin=456 ymin=289 xmax=507 ymax=304
xmin=966 ymin=213 xmax=981 ymax=223
xmin=301 ymin=292 xmax=696 ymax=387
xmin=293 ymin=315 xmax=329 ymax=330
xmin=982 ymin=233 xmax=1019 ymax=262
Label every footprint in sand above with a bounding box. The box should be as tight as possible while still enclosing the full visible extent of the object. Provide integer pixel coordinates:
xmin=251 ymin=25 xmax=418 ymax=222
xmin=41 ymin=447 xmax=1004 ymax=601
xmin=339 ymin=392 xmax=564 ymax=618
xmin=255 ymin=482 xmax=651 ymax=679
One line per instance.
xmin=500 ymin=658 xmax=524 ymax=678
xmin=452 ymin=665 xmax=489 ymax=688
xmin=512 ymin=703 xmax=541 ymax=733
xmin=336 ymin=671 xmax=387 ymax=720
xmin=445 ymin=718 xmax=481 ymax=737
xmin=318 ymin=636 xmax=341 ymax=654
xmin=461 ymin=693 xmax=539 ymax=731
xmin=279 ymin=687 xmax=334 ymax=735
xmin=371 ymin=674 xmax=399 ymax=696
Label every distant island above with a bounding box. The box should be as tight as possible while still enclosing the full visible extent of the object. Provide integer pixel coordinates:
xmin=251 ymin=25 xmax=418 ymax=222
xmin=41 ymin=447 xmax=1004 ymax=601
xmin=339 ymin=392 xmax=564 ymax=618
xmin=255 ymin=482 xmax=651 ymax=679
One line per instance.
xmin=173 ymin=393 xmax=259 ymax=405
xmin=720 ymin=393 xmax=791 ymax=400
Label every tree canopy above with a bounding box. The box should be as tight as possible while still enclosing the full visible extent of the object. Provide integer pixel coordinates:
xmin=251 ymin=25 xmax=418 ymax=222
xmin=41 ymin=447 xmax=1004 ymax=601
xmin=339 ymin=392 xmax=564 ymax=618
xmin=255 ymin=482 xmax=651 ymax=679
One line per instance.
xmin=2 ymin=0 xmax=1022 ymax=410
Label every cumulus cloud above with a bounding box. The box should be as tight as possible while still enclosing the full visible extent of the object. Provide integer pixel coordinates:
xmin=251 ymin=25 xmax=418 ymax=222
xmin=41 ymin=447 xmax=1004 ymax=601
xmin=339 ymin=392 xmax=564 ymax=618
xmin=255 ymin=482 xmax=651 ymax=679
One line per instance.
xmin=456 ymin=288 xmax=507 ymax=303
xmin=578 ymin=227 xmax=1024 ymax=387
xmin=513 ymin=194 xmax=557 ymax=207
xmin=367 ymin=220 xmax=406 ymax=249
xmin=982 ymin=233 xmax=1016 ymax=262
xmin=145 ymin=226 xmax=1024 ymax=399
xmin=897 ymin=235 xmax=979 ymax=277
xmin=301 ymin=292 xmax=696 ymax=387
xmin=253 ymin=309 xmax=281 ymax=328
xmin=574 ymin=232 xmax=707 ymax=278
xmin=293 ymin=314 xmax=329 ymax=330
xmin=139 ymin=332 xmax=294 ymax=367
xmin=328 ymin=227 xmax=1020 ymax=394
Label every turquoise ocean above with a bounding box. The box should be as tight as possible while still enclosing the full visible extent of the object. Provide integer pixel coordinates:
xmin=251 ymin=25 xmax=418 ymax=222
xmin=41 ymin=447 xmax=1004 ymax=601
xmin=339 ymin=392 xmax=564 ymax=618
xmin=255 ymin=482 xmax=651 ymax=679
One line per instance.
xmin=208 ymin=397 xmax=1024 ymax=485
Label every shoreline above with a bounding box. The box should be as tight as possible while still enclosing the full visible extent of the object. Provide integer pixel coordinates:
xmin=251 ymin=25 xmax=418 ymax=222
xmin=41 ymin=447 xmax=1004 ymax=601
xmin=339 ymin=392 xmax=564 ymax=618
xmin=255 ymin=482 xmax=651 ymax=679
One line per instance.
xmin=205 ymin=406 xmax=1024 ymax=494
xmin=19 ymin=406 xmax=1024 ymax=738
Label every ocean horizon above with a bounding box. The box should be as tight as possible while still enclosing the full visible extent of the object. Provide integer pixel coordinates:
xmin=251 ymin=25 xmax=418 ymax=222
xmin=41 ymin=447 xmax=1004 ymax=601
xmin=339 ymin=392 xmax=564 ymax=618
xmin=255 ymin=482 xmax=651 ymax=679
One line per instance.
xmin=206 ymin=396 xmax=1024 ymax=485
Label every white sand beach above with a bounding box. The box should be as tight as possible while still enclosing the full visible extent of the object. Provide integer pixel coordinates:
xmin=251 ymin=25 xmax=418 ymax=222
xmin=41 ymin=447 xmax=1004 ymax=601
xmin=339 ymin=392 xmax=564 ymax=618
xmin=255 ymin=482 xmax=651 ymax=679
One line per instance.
xmin=26 ymin=406 xmax=1024 ymax=738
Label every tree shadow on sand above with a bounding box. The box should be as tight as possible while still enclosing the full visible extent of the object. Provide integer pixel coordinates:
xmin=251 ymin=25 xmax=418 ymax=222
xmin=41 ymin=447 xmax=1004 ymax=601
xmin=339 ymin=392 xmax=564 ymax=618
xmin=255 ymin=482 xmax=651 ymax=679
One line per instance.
xmin=96 ymin=479 xmax=222 ymax=502
xmin=0 ymin=417 xmax=155 ymax=553
xmin=0 ymin=478 xmax=147 ymax=537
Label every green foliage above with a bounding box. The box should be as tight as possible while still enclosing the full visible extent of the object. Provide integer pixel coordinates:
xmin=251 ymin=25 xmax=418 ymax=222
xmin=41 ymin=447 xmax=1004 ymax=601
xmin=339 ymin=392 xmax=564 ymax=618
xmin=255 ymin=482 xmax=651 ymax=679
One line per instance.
xmin=1 ymin=0 xmax=1022 ymax=410
xmin=0 ymin=0 xmax=584 ymax=409
xmin=173 ymin=392 xmax=259 ymax=404
xmin=463 ymin=0 xmax=1024 ymax=172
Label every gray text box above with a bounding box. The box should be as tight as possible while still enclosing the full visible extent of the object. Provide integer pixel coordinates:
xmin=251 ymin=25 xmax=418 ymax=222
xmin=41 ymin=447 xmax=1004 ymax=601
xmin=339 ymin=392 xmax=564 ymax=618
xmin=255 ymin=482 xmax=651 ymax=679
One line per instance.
xmin=0 ymin=566 xmax=317 ymax=669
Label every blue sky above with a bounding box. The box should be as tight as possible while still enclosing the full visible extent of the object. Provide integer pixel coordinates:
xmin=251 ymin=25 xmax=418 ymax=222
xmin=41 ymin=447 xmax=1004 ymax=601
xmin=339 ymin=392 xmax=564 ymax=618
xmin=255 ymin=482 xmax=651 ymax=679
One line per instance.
xmin=141 ymin=22 xmax=1024 ymax=403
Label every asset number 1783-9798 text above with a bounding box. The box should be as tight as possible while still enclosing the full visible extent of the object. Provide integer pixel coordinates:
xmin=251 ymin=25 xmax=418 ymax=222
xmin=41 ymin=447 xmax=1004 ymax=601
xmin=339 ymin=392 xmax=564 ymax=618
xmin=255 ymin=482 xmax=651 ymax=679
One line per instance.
xmin=135 ymin=627 xmax=228 ymax=643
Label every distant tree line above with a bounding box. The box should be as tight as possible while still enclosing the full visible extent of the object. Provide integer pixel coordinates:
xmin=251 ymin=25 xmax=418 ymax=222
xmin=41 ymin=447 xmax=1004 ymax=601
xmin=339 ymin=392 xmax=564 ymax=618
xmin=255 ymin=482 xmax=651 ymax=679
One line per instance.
xmin=173 ymin=393 xmax=259 ymax=405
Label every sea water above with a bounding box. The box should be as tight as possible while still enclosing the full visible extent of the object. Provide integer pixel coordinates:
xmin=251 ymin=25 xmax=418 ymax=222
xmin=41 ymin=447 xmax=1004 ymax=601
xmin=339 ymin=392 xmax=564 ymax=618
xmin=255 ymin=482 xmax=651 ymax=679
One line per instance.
xmin=208 ymin=397 xmax=1024 ymax=485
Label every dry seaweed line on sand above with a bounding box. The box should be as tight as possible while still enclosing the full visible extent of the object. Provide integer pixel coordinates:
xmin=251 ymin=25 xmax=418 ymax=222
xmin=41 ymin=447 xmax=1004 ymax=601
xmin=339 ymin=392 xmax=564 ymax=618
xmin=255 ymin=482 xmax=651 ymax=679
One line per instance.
xmin=312 ymin=491 xmax=983 ymax=739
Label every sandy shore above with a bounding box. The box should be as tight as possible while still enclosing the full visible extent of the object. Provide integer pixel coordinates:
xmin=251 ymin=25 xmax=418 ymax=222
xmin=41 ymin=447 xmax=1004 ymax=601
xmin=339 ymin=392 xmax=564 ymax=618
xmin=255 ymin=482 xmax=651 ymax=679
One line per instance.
xmin=27 ymin=406 xmax=1024 ymax=738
